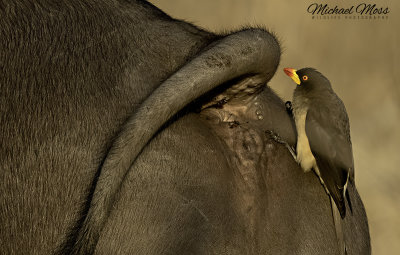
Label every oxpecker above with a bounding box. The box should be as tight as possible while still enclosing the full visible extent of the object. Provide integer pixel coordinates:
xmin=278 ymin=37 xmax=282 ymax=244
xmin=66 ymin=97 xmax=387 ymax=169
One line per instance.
xmin=284 ymin=67 xmax=354 ymax=254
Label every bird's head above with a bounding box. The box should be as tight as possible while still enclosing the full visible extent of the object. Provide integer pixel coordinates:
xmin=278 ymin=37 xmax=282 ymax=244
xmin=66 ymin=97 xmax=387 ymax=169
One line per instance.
xmin=283 ymin=67 xmax=332 ymax=93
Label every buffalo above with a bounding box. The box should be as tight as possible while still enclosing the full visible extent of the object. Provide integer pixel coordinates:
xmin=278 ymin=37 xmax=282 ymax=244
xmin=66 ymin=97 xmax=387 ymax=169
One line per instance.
xmin=0 ymin=0 xmax=370 ymax=254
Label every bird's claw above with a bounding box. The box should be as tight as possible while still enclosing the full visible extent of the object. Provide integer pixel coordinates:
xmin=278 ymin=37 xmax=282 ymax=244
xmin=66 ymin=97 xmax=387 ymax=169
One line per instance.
xmin=265 ymin=130 xmax=285 ymax=144
xmin=285 ymin=101 xmax=293 ymax=116
xmin=265 ymin=130 xmax=297 ymax=160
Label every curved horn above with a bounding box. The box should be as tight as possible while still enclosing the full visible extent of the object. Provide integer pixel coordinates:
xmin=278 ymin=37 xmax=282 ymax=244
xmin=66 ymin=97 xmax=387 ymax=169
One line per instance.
xmin=70 ymin=28 xmax=280 ymax=254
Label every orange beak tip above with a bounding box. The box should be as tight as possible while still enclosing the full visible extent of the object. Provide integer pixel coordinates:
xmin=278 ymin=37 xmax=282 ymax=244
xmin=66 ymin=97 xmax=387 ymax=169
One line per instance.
xmin=283 ymin=67 xmax=294 ymax=76
xmin=283 ymin=67 xmax=301 ymax=85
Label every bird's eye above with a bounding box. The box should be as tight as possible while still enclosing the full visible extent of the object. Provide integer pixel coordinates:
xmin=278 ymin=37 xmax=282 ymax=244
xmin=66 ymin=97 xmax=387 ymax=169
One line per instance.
xmin=302 ymin=75 xmax=308 ymax=81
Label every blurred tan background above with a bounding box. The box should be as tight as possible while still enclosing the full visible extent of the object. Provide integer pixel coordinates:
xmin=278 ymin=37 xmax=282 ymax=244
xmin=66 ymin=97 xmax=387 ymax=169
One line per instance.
xmin=150 ymin=1 xmax=399 ymax=254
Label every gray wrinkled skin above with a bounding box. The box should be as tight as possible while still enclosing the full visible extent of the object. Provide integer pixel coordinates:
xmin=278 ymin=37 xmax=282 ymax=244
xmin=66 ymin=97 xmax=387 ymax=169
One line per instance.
xmin=0 ymin=0 xmax=370 ymax=254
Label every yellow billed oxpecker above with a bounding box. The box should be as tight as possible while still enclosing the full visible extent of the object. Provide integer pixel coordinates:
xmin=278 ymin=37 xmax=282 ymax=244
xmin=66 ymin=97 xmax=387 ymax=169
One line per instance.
xmin=284 ymin=67 xmax=354 ymax=253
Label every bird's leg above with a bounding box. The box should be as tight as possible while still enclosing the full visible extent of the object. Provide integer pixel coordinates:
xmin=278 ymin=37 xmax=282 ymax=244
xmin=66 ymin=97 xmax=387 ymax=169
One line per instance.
xmin=265 ymin=130 xmax=331 ymax=197
xmin=285 ymin=101 xmax=293 ymax=117
xmin=265 ymin=130 xmax=297 ymax=160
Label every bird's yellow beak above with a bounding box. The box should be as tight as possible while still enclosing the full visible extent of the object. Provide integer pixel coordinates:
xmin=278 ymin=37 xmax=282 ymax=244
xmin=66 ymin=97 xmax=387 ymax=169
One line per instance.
xmin=283 ymin=68 xmax=301 ymax=85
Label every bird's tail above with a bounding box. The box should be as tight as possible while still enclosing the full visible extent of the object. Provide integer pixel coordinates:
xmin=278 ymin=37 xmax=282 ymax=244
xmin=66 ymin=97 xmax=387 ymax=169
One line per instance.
xmin=331 ymin=196 xmax=347 ymax=255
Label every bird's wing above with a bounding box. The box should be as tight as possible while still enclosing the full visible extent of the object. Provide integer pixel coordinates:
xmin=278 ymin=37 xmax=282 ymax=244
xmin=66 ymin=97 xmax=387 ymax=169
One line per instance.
xmin=305 ymin=102 xmax=353 ymax=218
xmin=306 ymin=100 xmax=353 ymax=171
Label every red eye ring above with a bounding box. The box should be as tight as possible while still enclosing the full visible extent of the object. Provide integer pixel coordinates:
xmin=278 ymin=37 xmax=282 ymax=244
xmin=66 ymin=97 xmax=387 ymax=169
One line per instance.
xmin=302 ymin=75 xmax=308 ymax=81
